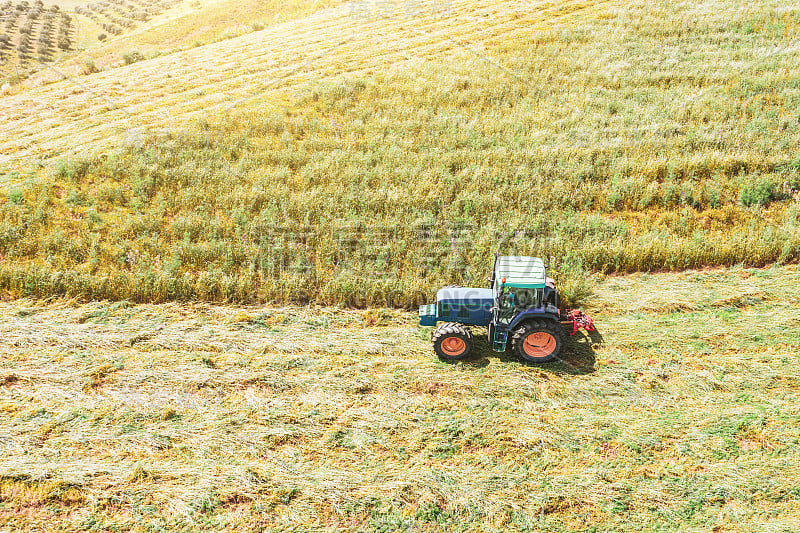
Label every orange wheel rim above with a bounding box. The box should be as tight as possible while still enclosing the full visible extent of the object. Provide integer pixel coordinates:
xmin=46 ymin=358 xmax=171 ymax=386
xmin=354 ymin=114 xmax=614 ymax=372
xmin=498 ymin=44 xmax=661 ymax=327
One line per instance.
xmin=523 ymin=332 xmax=556 ymax=358
xmin=441 ymin=337 xmax=466 ymax=356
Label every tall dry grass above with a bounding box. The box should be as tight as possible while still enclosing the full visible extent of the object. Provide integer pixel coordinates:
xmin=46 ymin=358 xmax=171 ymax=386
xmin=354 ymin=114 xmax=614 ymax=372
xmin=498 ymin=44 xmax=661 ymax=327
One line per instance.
xmin=1 ymin=0 xmax=799 ymax=307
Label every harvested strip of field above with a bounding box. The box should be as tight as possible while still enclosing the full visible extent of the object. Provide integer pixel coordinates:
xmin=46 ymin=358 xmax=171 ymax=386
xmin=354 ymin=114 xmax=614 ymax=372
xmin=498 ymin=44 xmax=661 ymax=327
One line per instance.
xmin=1 ymin=264 xmax=798 ymax=531
xmin=0 ymin=0 xmax=619 ymax=174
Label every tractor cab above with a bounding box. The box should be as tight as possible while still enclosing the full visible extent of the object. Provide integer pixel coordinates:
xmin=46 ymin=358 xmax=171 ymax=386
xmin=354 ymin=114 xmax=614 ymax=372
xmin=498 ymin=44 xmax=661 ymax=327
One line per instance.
xmin=491 ymin=256 xmax=560 ymax=324
xmin=488 ymin=256 xmax=561 ymax=351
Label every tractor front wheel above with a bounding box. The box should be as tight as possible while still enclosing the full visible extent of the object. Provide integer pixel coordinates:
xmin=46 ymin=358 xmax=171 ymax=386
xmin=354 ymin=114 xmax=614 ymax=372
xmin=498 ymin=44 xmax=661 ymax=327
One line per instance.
xmin=432 ymin=323 xmax=473 ymax=361
xmin=511 ymin=320 xmax=564 ymax=363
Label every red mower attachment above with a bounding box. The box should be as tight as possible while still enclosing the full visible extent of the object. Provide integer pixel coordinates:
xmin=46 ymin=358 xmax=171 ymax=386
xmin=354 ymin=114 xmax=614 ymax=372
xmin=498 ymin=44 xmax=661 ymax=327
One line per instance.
xmin=564 ymin=310 xmax=595 ymax=336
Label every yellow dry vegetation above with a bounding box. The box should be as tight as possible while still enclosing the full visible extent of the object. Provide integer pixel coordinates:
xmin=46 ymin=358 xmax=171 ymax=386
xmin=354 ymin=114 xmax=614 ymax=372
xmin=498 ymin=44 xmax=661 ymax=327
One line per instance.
xmin=0 ymin=264 xmax=799 ymax=531
xmin=1 ymin=0 xmax=799 ymax=306
xmin=0 ymin=0 xmax=624 ymax=169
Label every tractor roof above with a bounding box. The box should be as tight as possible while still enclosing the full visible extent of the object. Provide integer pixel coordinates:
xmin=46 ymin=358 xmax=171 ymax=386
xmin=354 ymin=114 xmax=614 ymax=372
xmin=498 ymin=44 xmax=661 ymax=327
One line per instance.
xmin=494 ymin=256 xmax=547 ymax=289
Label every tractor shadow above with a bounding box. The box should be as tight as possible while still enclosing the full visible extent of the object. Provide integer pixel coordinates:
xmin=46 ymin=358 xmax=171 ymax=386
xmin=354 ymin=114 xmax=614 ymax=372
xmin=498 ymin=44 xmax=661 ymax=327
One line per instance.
xmin=460 ymin=327 xmax=604 ymax=375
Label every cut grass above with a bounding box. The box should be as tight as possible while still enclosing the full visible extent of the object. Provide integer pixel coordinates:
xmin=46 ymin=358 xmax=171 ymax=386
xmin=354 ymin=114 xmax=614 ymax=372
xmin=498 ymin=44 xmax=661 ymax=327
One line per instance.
xmin=8 ymin=0 xmax=797 ymax=171
xmin=0 ymin=264 xmax=799 ymax=531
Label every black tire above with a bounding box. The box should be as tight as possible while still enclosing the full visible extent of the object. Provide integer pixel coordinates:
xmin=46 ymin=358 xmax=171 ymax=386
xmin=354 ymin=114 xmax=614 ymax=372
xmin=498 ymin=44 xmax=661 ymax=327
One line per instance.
xmin=511 ymin=319 xmax=564 ymax=363
xmin=432 ymin=322 xmax=473 ymax=361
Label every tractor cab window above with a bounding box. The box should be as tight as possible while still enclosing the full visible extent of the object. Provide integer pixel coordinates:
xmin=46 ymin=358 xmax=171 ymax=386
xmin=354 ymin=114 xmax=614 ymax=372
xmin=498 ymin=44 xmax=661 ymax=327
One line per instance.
xmin=513 ymin=288 xmax=542 ymax=310
xmin=498 ymin=287 xmax=542 ymax=312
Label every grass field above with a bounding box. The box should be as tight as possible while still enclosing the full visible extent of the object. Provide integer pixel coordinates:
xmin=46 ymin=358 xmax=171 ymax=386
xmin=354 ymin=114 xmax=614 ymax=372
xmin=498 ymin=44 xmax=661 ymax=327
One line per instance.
xmin=1 ymin=264 xmax=799 ymax=531
xmin=1 ymin=0 xmax=799 ymax=306
xmin=2 ymin=0 xmax=799 ymax=531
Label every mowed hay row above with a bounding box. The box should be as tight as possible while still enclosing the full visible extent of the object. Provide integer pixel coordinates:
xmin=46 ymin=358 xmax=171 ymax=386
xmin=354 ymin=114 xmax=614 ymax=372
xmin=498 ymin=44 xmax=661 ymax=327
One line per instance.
xmin=0 ymin=0 xmax=621 ymax=169
xmin=0 ymin=265 xmax=799 ymax=531
xmin=0 ymin=298 xmax=422 ymax=355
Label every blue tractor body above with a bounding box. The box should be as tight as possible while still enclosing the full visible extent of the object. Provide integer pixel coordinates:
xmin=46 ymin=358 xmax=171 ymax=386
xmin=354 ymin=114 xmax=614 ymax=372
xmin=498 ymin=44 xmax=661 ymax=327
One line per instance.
xmin=419 ymin=287 xmax=494 ymax=327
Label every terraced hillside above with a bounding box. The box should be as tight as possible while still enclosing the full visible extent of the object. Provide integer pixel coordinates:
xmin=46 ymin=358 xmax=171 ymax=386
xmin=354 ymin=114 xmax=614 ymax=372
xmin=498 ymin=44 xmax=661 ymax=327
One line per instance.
xmin=1 ymin=264 xmax=799 ymax=531
xmin=0 ymin=0 xmax=626 ymax=170
xmin=0 ymin=1 xmax=76 ymax=74
xmin=0 ymin=0 xmax=193 ymax=83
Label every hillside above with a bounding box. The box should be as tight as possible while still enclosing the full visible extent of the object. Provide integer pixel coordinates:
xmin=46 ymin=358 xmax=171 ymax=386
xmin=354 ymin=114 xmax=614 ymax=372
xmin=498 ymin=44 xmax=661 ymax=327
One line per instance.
xmin=1 ymin=264 xmax=799 ymax=531
xmin=0 ymin=0 xmax=799 ymax=306
xmin=0 ymin=0 xmax=190 ymax=84
xmin=7 ymin=0 xmax=349 ymax=86
xmin=0 ymin=0 xmax=623 ymax=170
xmin=0 ymin=0 xmax=78 ymax=82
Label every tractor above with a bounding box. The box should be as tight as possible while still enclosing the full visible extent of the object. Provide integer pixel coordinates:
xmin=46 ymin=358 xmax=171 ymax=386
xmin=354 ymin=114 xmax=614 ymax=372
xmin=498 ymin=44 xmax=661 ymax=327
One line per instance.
xmin=419 ymin=255 xmax=594 ymax=363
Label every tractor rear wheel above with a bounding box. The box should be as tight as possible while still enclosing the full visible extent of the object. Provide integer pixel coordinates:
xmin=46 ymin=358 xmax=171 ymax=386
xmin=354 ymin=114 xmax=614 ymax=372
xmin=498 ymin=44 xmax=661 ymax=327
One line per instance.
xmin=511 ymin=319 xmax=564 ymax=363
xmin=432 ymin=322 xmax=473 ymax=361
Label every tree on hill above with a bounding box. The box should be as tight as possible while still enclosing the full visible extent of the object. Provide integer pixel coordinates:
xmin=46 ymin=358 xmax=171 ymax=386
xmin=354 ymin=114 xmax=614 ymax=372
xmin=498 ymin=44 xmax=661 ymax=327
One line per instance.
xmin=18 ymin=33 xmax=30 ymax=54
